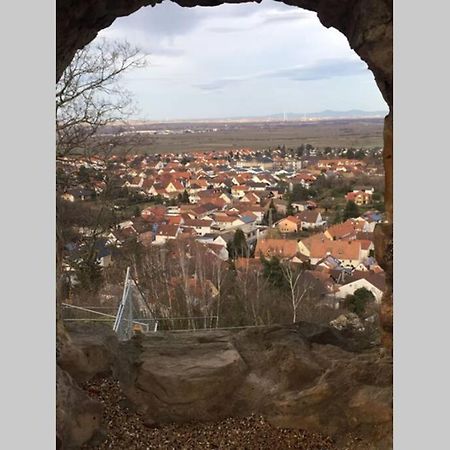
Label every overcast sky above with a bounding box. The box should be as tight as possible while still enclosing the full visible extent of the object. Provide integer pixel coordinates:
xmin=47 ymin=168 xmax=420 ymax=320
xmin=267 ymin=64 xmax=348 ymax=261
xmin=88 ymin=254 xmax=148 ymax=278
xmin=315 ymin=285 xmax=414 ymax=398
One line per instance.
xmin=98 ymin=0 xmax=388 ymax=121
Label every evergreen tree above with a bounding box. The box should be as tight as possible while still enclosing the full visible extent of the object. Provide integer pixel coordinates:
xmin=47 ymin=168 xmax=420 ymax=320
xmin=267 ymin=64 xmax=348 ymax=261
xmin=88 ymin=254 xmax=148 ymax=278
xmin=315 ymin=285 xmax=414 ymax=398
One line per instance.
xmin=180 ymin=189 xmax=190 ymax=204
xmin=262 ymin=199 xmax=278 ymax=226
xmin=78 ymin=165 xmax=91 ymax=184
xmin=286 ymin=202 xmax=294 ymax=216
xmin=345 ymin=287 xmax=375 ymax=317
xmin=292 ymin=184 xmax=309 ymax=202
xmin=342 ymin=200 xmax=360 ymax=221
xmin=74 ymin=252 xmax=103 ymax=295
xmin=154 ymin=194 xmax=163 ymax=205
xmin=228 ymin=229 xmax=249 ymax=260
xmin=331 ymin=210 xmax=341 ymax=224
xmin=261 ymin=256 xmax=285 ymax=289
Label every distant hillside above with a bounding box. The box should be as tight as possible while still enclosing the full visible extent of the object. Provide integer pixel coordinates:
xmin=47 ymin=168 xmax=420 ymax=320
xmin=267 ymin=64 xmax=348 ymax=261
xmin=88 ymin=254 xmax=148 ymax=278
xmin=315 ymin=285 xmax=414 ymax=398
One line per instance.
xmin=132 ymin=110 xmax=387 ymax=124
xmin=125 ymin=110 xmax=388 ymax=125
xmin=250 ymin=110 xmax=388 ymax=121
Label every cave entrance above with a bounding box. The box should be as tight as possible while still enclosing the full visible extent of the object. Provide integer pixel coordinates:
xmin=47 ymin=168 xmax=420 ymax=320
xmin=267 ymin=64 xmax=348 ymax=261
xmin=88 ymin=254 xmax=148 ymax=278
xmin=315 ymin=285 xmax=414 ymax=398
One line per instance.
xmin=56 ymin=0 xmax=393 ymax=347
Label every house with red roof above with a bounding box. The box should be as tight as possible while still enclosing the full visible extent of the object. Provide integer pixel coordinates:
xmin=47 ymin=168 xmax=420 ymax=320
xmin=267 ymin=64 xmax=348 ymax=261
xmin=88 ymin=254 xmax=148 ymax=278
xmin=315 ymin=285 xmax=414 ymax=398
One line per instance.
xmin=182 ymin=218 xmax=214 ymax=236
xmin=297 ymin=210 xmax=326 ymax=230
xmin=324 ymin=220 xmax=357 ymax=241
xmin=231 ymin=185 xmax=248 ymax=199
xmin=213 ymin=213 xmax=245 ymax=230
xmin=154 ymin=224 xmax=180 ymax=245
xmin=254 ymin=238 xmax=299 ymax=260
xmin=308 ymin=239 xmax=364 ymax=268
xmin=277 ymin=216 xmax=301 ymax=233
xmin=335 ymin=272 xmax=386 ymax=304
xmin=345 ymin=190 xmax=373 ymax=205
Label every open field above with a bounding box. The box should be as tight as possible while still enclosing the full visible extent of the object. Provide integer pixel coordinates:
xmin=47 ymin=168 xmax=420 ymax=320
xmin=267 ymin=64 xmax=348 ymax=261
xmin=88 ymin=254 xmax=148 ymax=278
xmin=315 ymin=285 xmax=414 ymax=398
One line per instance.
xmin=109 ymin=118 xmax=384 ymax=154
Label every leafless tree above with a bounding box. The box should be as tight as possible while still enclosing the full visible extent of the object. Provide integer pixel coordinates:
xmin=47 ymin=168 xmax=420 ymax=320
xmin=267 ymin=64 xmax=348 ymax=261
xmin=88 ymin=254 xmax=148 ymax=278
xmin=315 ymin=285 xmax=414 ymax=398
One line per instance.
xmin=210 ymin=257 xmax=228 ymax=328
xmin=281 ymin=263 xmax=313 ymax=323
xmin=56 ymin=39 xmax=147 ymax=314
xmin=56 ymin=39 xmax=147 ymax=157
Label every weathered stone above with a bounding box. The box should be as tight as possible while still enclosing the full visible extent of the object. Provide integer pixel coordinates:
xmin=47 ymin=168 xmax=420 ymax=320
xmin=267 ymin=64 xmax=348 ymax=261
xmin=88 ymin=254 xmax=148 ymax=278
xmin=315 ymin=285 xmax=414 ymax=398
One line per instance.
xmin=108 ymin=325 xmax=392 ymax=446
xmin=374 ymin=221 xmax=393 ymax=351
xmin=57 ymin=322 xmax=118 ymax=383
xmin=348 ymin=385 xmax=392 ymax=424
xmin=114 ymin=331 xmax=249 ymax=422
xmin=330 ymin=313 xmax=365 ymax=332
xmin=56 ymin=365 xmax=104 ymax=449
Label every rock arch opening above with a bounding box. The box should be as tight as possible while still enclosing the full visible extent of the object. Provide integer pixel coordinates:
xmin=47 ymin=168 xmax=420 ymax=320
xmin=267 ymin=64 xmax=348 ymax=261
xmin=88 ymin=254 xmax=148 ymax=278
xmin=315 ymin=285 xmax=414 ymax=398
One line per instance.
xmin=56 ymin=0 xmax=393 ymax=347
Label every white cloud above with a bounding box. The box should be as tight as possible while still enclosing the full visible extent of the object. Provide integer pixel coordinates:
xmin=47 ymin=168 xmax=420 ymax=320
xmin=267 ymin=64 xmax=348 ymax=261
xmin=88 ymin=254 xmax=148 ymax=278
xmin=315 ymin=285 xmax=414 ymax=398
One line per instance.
xmin=95 ymin=0 xmax=387 ymax=120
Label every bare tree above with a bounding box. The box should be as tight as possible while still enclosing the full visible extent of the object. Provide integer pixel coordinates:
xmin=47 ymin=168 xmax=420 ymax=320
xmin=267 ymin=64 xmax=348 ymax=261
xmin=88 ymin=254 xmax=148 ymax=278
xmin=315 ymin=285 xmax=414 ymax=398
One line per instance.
xmin=56 ymin=39 xmax=147 ymax=157
xmin=281 ymin=263 xmax=313 ymax=323
xmin=56 ymin=39 xmax=147 ymax=314
xmin=210 ymin=256 xmax=228 ymax=328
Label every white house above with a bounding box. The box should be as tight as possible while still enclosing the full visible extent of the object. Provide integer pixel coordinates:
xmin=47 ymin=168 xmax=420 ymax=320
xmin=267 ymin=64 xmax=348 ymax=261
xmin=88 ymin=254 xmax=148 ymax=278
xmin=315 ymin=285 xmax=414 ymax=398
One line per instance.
xmin=213 ymin=215 xmax=245 ymax=230
xmin=335 ymin=278 xmax=384 ymax=304
xmin=291 ymin=202 xmax=308 ymax=212
xmin=153 ymin=224 xmax=180 ymax=244
xmin=231 ymin=185 xmax=247 ymax=199
xmin=182 ymin=219 xmax=213 ymax=236
xmin=297 ymin=210 xmax=326 ymax=230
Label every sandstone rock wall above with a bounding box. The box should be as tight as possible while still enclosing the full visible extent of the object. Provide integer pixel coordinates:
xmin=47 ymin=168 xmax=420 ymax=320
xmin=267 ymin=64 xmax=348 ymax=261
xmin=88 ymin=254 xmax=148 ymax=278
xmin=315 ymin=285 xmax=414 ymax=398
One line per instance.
xmin=113 ymin=324 xmax=393 ymax=448
xmin=57 ymin=323 xmax=392 ymax=449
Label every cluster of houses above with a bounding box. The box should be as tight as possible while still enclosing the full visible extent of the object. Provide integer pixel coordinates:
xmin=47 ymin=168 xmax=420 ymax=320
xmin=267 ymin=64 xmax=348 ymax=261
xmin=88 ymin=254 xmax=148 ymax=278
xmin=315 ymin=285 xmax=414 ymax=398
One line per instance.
xmin=60 ymin=148 xmax=385 ymax=310
xmin=252 ymin=212 xmax=386 ymax=306
xmin=57 ymin=148 xmax=382 ymax=201
xmin=345 ymin=187 xmax=375 ymax=206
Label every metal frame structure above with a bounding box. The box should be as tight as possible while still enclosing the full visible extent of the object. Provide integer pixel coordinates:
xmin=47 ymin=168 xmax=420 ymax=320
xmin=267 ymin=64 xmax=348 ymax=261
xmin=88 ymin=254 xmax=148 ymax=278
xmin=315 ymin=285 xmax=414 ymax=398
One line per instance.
xmin=62 ymin=267 xmax=227 ymax=337
xmin=113 ymin=267 xmax=158 ymax=340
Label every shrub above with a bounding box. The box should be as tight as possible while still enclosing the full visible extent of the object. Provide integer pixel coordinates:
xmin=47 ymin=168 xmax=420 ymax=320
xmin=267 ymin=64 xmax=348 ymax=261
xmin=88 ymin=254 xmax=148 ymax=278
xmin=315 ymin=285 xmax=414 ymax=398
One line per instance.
xmin=344 ymin=287 xmax=375 ymax=316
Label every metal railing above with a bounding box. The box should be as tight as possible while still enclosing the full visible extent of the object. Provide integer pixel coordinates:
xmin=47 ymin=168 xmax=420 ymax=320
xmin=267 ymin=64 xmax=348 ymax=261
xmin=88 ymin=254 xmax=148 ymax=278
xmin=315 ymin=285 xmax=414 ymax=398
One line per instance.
xmin=113 ymin=267 xmax=159 ymax=340
xmin=61 ymin=303 xmax=117 ymax=323
xmin=61 ymin=302 xmax=151 ymax=331
xmin=62 ymin=268 xmax=227 ymax=338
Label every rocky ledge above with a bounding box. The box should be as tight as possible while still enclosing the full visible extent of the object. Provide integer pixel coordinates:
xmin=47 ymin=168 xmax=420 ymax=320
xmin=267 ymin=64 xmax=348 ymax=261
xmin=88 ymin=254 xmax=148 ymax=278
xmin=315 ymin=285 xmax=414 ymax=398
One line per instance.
xmin=57 ymin=322 xmax=392 ymax=449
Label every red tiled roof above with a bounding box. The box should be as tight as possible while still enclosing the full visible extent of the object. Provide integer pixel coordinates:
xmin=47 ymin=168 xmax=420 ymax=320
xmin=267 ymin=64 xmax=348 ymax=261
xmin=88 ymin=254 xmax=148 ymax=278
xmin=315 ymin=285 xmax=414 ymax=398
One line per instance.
xmin=325 ymin=220 xmax=356 ymax=240
xmin=255 ymin=239 xmax=299 ymax=259
xmin=310 ymin=239 xmax=361 ymax=261
xmin=157 ymin=224 xmax=179 ymax=237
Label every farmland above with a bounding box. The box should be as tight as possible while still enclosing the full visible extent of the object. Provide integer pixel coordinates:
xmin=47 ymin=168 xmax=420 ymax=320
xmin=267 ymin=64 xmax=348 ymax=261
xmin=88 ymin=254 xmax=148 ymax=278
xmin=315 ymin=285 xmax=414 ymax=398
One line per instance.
xmin=104 ymin=118 xmax=384 ymax=154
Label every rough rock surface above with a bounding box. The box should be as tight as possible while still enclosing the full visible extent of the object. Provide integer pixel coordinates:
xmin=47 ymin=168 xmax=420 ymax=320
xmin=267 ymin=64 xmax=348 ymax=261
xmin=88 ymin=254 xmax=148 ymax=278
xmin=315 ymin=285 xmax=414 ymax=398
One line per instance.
xmin=110 ymin=323 xmax=392 ymax=448
xmin=330 ymin=313 xmax=365 ymax=332
xmin=56 ymin=365 xmax=104 ymax=449
xmin=57 ymin=322 xmax=118 ymax=383
xmin=81 ymin=376 xmax=343 ymax=449
xmin=57 ymin=322 xmax=392 ymax=448
xmin=56 ymin=323 xmax=119 ymax=449
xmin=56 ymin=0 xmax=393 ymax=109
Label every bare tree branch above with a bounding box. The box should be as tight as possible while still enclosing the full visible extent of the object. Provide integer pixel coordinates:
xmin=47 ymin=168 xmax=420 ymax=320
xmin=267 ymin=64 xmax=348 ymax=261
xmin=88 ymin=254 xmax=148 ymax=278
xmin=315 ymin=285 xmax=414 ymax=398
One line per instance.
xmin=56 ymin=39 xmax=147 ymax=157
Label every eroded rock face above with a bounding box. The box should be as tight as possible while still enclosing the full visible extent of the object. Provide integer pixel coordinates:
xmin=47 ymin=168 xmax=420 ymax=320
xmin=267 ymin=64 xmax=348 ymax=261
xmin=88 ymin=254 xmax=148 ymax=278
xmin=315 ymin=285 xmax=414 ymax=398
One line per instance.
xmin=56 ymin=0 xmax=393 ymax=108
xmin=111 ymin=324 xmax=392 ymax=447
xmin=116 ymin=331 xmax=248 ymax=421
xmin=57 ymin=322 xmax=118 ymax=383
xmin=56 ymin=365 xmax=104 ymax=449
